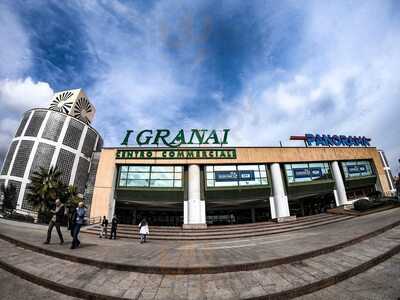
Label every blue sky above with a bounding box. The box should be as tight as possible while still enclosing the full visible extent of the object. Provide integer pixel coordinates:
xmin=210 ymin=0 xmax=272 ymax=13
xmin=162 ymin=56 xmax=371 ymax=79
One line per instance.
xmin=0 ymin=0 xmax=399 ymax=174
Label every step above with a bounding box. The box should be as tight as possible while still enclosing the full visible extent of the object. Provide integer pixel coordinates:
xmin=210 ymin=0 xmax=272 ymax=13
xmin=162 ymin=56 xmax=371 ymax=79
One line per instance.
xmin=111 ymin=213 xmax=341 ymax=233
xmin=0 ymin=225 xmax=399 ymax=299
xmin=82 ymin=215 xmax=354 ymax=240
xmin=85 ymin=216 xmax=351 ymax=236
xmin=89 ymin=216 xmax=351 ymax=235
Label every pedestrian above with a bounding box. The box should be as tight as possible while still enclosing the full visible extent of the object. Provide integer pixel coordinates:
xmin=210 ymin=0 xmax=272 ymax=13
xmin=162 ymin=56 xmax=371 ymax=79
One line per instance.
xmin=138 ymin=218 xmax=149 ymax=243
xmin=99 ymin=216 xmax=108 ymax=238
xmin=71 ymin=202 xmax=86 ymax=249
xmin=109 ymin=215 xmax=118 ymax=240
xmin=44 ymin=199 xmax=65 ymax=245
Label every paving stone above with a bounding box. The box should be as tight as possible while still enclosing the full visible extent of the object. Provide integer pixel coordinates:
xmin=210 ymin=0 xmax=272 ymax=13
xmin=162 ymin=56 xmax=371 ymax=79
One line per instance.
xmin=122 ymin=287 xmax=143 ymax=299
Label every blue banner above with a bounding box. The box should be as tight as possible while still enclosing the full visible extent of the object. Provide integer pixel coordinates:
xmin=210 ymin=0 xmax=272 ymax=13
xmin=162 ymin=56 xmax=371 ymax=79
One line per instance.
xmin=215 ymin=170 xmax=255 ymax=182
xmin=347 ymin=164 xmax=367 ymax=174
xmin=293 ymin=167 xmax=322 ymax=179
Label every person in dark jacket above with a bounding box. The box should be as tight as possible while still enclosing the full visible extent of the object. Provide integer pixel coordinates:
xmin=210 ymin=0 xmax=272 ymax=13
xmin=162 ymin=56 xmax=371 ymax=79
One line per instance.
xmin=71 ymin=202 xmax=86 ymax=249
xmin=99 ymin=216 xmax=109 ymax=238
xmin=109 ymin=215 xmax=118 ymax=240
xmin=44 ymin=199 xmax=65 ymax=245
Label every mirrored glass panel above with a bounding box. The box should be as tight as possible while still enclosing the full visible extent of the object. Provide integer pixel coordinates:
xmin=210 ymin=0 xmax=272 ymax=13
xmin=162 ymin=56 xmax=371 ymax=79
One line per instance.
xmin=284 ymin=162 xmax=332 ymax=184
xmin=341 ymin=160 xmax=374 ymax=178
xmin=206 ymin=164 xmax=268 ymax=187
xmin=118 ymin=165 xmax=183 ymax=188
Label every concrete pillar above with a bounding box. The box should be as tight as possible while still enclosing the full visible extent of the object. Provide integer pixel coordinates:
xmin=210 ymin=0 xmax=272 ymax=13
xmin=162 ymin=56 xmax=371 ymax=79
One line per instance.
xmin=183 ymin=164 xmax=206 ymax=228
xmin=332 ymin=161 xmax=348 ymax=206
xmin=269 ymin=163 xmax=292 ymax=221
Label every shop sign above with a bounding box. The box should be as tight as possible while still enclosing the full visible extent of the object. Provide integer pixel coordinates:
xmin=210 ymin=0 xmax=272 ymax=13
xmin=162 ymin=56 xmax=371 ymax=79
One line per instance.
xmin=305 ymin=134 xmax=371 ymax=147
xmin=215 ymin=170 xmax=255 ymax=182
xmin=121 ymin=129 xmax=230 ymax=147
xmin=347 ymin=164 xmax=367 ymax=174
xmin=116 ymin=148 xmax=237 ymax=160
xmin=293 ymin=167 xmax=322 ymax=178
xmin=290 ymin=134 xmax=371 ymax=147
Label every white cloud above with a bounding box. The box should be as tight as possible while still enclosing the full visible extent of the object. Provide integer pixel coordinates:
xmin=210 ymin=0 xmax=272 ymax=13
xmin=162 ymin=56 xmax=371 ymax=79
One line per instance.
xmin=0 ymin=77 xmax=53 ymax=112
xmin=0 ymin=78 xmax=53 ymax=164
xmin=0 ymin=2 xmax=32 ymax=78
xmin=218 ymin=1 xmax=400 ymax=174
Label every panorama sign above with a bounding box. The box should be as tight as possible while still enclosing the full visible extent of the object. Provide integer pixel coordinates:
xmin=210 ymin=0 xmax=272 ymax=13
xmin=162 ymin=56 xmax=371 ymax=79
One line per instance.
xmin=290 ymin=134 xmax=371 ymax=147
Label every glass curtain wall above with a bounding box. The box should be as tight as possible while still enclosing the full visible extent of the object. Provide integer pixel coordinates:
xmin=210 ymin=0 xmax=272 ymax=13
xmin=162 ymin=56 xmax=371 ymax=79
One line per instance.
xmin=118 ymin=165 xmax=183 ymax=188
xmin=341 ymin=160 xmax=374 ymax=178
xmin=284 ymin=162 xmax=332 ymax=183
xmin=206 ymin=164 xmax=268 ymax=188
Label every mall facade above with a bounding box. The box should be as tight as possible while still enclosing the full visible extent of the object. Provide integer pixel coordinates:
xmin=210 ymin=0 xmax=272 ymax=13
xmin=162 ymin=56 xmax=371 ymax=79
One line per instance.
xmin=0 ymin=89 xmax=397 ymax=227
xmin=90 ymin=146 xmax=396 ymax=227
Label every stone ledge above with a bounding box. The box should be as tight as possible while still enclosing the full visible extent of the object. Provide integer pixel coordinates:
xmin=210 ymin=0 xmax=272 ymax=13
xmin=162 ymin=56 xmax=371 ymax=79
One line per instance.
xmin=182 ymin=224 xmax=207 ymax=229
xmin=273 ymin=216 xmax=297 ymax=223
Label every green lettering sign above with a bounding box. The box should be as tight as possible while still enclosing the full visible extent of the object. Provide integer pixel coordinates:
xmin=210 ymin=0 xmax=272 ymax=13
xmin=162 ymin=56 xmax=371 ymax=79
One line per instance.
xmin=120 ymin=129 xmax=230 ymax=147
xmin=116 ymin=149 xmax=237 ymax=160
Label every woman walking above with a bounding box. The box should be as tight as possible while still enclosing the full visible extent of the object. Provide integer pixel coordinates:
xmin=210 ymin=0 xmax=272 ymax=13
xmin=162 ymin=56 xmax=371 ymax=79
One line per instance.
xmin=138 ymin=218 xmax=149 ymax=243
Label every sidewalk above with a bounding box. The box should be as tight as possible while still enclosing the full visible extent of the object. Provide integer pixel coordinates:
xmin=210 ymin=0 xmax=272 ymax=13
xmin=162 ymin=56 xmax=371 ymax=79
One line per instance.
xmin=0 ymin=208 xmax=399 ymax=271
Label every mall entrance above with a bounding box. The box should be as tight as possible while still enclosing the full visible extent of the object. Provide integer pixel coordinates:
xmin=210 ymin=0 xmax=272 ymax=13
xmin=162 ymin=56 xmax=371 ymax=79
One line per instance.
xmin=115 ymin=206 xmax=183 ymax=226
xmin=206 ymin=207 xmax=270 ymax=225
xmin=115 ymin=189 xmax=184 ymax=226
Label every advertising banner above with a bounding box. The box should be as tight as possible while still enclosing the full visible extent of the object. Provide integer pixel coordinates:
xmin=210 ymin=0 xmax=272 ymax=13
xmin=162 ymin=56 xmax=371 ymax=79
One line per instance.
xmin=347 ymin=164 xmax=367 ymax=174
xmin=293 ymin=167 xmax=322 ymax=179
xmin=215 ymin=170 xmax=255 ymax=182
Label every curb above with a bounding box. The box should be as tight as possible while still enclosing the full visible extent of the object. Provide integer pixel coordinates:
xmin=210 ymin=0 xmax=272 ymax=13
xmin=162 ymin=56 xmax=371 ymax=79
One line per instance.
xmin=0 ymin=219 xmax=399 ymax=275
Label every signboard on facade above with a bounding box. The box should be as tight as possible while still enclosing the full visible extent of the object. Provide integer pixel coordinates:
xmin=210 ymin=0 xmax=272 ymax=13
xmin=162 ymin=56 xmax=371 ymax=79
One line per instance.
xmin=215 ymin=170 xmax=255 ymax=182
xmin=293 ymin=167 xmax=322 ymax=179
xmin=347 ymin=164 xmax=367 ymax=174
xmin=116 ymin=148 xmax=237 ymax=160
xmin=121 ymin=129 xmax=230 ymax=147
xmin=290 ymin=134 xmax=371 ymax=147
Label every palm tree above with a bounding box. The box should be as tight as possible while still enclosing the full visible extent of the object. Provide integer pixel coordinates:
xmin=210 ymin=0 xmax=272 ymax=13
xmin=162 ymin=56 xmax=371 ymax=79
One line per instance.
xmin=27 ymin=166 xmax=65 ymax=215
xmin=61 ymin=185 xmax=81 ymax=210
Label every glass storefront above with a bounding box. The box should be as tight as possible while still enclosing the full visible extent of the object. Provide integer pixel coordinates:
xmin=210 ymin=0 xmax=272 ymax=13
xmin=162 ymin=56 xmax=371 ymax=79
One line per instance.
xmin=341 ymin=160 xmax=374 ymax=178
xmin=206 ymin=164 xmax=268 ymax=188
xmin=284 ymin=162 xmax=332 ymax=184
xmin=118 ymin=165 xmax=183 ymax=188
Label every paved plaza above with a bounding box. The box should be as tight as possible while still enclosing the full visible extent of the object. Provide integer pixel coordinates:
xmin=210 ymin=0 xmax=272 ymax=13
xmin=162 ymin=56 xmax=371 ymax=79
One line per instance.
xmin=0 ymin=209 xmax=399 ymax=299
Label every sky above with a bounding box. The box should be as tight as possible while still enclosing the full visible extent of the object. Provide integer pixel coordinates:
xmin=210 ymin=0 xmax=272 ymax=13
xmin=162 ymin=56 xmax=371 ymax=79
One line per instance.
xmin=0 ymin=0 xmax=399 ymax=174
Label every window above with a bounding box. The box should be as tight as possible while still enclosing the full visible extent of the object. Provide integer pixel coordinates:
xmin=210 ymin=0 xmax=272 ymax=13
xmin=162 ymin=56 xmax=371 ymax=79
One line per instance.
xmin=206 ymin=165 xmax=268 ymax=188
xmin=284 ymin=162 xmax=332 ymax=184
xmin=118 ymin=165 xmax=183 ymax=188
xmin=341 ymin=160 xmax=374 ymax=178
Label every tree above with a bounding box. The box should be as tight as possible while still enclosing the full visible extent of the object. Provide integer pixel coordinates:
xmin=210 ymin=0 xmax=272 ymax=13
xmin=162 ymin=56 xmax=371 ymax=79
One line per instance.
xmin=0 ymin=182 xmax=17 ymax=211
xmin=27 ymin=166 xmax=65 ymax=215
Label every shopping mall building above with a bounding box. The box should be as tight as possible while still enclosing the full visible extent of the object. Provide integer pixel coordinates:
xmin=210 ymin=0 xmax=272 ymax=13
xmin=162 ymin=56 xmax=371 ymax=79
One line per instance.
xmin=0 ymin=89 xmax=397 ymax=227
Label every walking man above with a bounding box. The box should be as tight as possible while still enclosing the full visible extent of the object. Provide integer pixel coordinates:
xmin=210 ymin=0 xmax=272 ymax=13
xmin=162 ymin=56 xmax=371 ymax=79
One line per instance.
xmin=71 ymin=202 xmax=86 ymax=249
xmin=44 ymin=199 xmax=65 ymax=245
xmin=109 ymin=215 xmax=118 ymax=240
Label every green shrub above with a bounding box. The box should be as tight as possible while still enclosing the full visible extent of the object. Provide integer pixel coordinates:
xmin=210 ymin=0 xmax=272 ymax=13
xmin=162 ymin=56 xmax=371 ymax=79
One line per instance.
xmin=5 ymin=211 xmax=35 ymax=223
xmin=353 ymin=199 xmax=374 ymax=211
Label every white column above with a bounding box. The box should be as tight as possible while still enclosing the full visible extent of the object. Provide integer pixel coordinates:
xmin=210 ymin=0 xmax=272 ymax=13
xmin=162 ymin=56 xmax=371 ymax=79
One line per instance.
xmin=332 ymin=161 xmax=348 ymax=206
xmin=270 ymin=163 xmax=290 ymax=219
xmin=183 ymin=164 xmax=206 ymax=228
